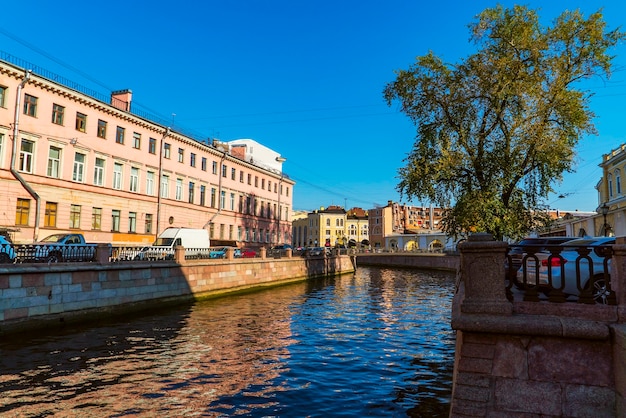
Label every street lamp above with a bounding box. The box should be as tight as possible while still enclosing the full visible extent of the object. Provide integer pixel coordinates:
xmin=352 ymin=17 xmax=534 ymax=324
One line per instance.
xmin=600 ymin=202 xmax=610 ymax=237
xmin=275 ymin=156 xmax=286 ymax=244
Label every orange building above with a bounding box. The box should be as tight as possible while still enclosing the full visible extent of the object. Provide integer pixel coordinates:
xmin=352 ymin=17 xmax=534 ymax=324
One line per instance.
xmin=0 ymin=57 xmax=294 ymax=246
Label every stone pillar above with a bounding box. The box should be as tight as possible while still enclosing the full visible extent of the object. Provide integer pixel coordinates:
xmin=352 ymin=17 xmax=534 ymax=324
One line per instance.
xmin=611 ymin=236 xmax=626 ymax=321
xmin=174 ymin=245 xmax=185 ymax=263
xmin=286 ymin=248 xmax=292 ymax=258
xmin=260 ymin=247 xmax=267 ymax=260
xmin=459 ymin=233 xmax=512 ymax=315
xmin=96 ymin=243 xmax=112 ymax=264
xmin=226 ymin=247 xmax=235 ymax=260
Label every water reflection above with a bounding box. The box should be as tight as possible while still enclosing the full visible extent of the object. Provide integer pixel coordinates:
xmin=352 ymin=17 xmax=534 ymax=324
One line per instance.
xmin=0 ymin=267 xmax=455 ymax=417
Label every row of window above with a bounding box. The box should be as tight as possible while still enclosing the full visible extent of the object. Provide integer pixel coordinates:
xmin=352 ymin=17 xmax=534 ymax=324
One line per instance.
xmin=2 ymin=134 xmax=288 ymax=219
xmin=0 ymin=85 xmax=289 ymax=196
xmin=15 ymin=198 xmax=285 ymax=243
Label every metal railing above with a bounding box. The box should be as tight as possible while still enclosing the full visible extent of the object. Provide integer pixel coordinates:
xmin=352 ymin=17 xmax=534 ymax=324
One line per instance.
xmin=506 ymin=243 xmax=615 ymax=305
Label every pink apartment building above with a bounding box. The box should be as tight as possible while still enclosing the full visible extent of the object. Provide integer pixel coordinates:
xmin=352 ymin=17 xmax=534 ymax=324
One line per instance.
xmin=0 ymin=57 xmax=294 ymax=246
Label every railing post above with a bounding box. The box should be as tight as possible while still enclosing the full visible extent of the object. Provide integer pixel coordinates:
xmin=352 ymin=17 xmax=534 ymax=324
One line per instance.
xmin=95 ymin=243 xmax=111 ymax=264
xmin=260 ymin=247 xmax=267 ymax=260
xmin=286 ymin=248 xmax=292 ymax=258
xmin=226 ymin=247 xmax=235 ymax=260
xmin=174 ymin=245 xmax=185 ymax=263
xmin=459 ymin=233 xmax=512 ymax=315
xmin=612 ymin=236 xmax=626 ymax=321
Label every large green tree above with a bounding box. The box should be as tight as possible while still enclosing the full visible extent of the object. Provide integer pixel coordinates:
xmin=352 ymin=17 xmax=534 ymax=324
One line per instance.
xmin=384 ymin=5 xmax=624 ymax=240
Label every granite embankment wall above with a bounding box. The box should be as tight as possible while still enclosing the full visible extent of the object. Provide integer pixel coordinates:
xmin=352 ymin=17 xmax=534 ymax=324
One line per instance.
xmin=355 ymin=252 xmax=459 ymax=272
xmin=0 ymin=250 xmax=355 ymax=334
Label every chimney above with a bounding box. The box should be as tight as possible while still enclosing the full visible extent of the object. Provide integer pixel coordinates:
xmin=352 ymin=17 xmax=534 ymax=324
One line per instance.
xmin=111 ymin=89 xmax=132 ymax=112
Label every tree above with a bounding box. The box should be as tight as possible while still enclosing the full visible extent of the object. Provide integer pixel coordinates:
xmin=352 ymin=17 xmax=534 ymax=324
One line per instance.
xmin=383 ymin=5 xmax=625 ymax=240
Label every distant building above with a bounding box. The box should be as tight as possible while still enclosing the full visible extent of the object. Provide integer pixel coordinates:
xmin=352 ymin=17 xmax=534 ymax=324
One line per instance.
xmin=368 ymin=201 xmax=447 ymax=250
xmin=291 ymin=205 xmax=369 ymax=248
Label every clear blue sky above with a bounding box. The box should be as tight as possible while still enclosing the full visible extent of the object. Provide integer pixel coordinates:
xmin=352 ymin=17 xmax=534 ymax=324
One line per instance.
xmin=1 ymin=0 xmax=625 ymax=213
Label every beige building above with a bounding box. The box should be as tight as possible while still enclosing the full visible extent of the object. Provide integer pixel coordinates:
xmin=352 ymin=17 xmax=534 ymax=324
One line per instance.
xmin=0 ymin=57 xmax=294 ymax=246
xmin=292 ymin=206 xmax=369 ymax=248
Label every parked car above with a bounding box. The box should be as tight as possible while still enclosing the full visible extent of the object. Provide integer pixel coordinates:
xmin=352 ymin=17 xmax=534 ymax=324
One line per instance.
xmin=209 ymin=247 xmax=234 ymax=259
xmin=0 ymin=236 xmax=16 ymax=263
xmin=509 ymin=236 xmax=577 ymax=287
xmin=238 ymin=248 xmax=257 ymax=258
xmin=23 ymin=233 xmax=98 ymax=263
xmin=307 ymin=247 xmax=330 ymax=257
xmin=519 ymin=236 xmax=615 ymax=304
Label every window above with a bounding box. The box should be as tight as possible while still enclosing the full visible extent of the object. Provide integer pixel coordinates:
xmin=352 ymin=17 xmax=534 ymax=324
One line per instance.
xmin=188 ymin=182 xmax=195 ymax=204
xmin=200 ymin=185 xmax=206 ymax=206
xmin=52 ymin=104 xmax=64 ymax=125
xmin=164 ymin=143 xmax=171 ymax=159
xmin=19 ymin=139 xmax=34 ymax=173
xmin=70 ymin=205 xmax=81 ymax=229
xmin=73 ymin=152 xmax=86 ymax=182
xmin=15 ymin=198 xmax=30 ymax=226
xmin=116 ymin=126 xmax=125 ymax=144
xmin=94 ymin=157 xmax=105 ymax=186
xmin=0 ymin=85 xmax=6 ymax=107
xmin=230 ymin=193 xmax=235 ymax=210
xmin=210 ymin=187 xmax=216 ymax=208
xmin=175 ymin=178 xmax=183 ymax=200
xmin=92 ymin=207 xmax=102 ymax=230
xmin=190 ymin=153 xmax=196 ymax=167
xmin=220 ymin=191 xmax=226 ymax=209
xmin=130 ymin=167 xmax=139 ymax=192
xmin=255 ymin=176 xmax=258 ymax=187
xmin=97 ymin=119 xmax=107 ymax=138
xmin=231 ymin=168 xmax=236 ymax=180
xmin=148 ymin=138 xmax=157 ymax=154
xmin=609 ymin=174 xmax=613 ymax=198
xmin=128 ymin=212 xmax=137 ymax=233
xmin=47 ymin=146 xmax=61 ymax=178
xmin=221 ymin=164 xmax=227 ymax=177
xmin=146 ymin=171 xmax=155 ymax=195
xmin=616 ymin=169 xmax=622 ymax=195
xmin=286 ymin=186 xmax=290 ymax=197
xmin=145 ymin=213 xmax=153 ymax=234
xmin=161 ymin=175 xmax=169 ymax=198
xmin=178 ymin=148 xmax=184 ymax=163
xmin=23 ymin=94 xmax=37 ymax=116
xmin=44 ymin=202 xmax=57 ymax=227
xmin=212 ymin=161 xmax=217 ymax=174
xmin=133 ymin=132 xmax=141 ymax=149
xmin=240 ymin=171 xmax=244 ymax=183
xmin=247 ymin=174 xmax=251 ymax=185
xmin=201 ymin=157 xmax=207 ymax=171
xmin=111 ymin=209 xmax=121 ymax=232
xmin=76 ymin=112 xmax=87 ymax=132
xmin=113 ymin=162 xmax=123 ymax=189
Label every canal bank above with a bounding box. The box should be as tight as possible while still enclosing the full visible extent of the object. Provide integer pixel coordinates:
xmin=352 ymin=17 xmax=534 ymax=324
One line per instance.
xmin=356 ymin=252 xmax=459 ymax=272
xmin=0 ymin=253 xmax=356 ymax=335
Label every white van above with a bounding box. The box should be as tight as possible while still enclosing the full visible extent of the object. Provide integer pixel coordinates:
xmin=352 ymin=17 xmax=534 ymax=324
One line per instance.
xmin=142 ymin=227 xmax=211 ymax=260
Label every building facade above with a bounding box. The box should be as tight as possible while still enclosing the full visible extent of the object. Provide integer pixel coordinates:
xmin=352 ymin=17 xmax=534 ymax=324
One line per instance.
xmin=368 ymin=201 xmax=445 ymax=249
xmin=291 ymin=206 xmax=369 ymax=248
xmin=0 ymin=58 xmax=294 ymax=246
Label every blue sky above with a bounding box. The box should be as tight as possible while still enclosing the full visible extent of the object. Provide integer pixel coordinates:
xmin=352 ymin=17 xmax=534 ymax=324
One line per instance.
xmin=1 ymin=0 xmax=625 ymax=213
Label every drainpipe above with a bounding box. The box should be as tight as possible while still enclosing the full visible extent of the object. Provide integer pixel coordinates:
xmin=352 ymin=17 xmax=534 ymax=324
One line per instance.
xmin=10 ymin=70 xmax=41 ymax=242
xmin=155 ymin=127 xmax=170 ymax=237
xmin=203 ymin=150 xmax=227 ymax=229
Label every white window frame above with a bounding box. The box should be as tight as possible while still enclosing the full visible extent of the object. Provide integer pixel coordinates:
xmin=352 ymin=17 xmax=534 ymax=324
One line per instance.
xmin=72 ymin=152 xmax=86 ymax=182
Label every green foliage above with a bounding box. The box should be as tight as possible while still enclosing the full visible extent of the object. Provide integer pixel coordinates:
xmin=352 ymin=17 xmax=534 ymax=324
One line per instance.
xmin=384 ymin=5 xmax=625 ymax=240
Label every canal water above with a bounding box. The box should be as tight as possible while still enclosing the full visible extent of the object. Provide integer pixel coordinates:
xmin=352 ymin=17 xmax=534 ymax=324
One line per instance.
xmin=0 ymin=266 xmax=456 ymax=417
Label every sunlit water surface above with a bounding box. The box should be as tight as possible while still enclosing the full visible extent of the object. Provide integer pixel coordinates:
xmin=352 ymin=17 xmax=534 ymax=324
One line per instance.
xmin=0 ymin=267 xmax=456 ymax=417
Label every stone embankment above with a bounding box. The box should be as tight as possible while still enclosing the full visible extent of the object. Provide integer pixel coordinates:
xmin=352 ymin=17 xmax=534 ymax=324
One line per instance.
xmin=356 ymin=251 xmax=459 ymax=272
xmin=0 ymin=247 xmax=355 ymax=335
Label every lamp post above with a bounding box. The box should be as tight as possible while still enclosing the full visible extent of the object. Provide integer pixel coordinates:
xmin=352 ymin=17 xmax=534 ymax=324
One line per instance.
xmin=275 ymin=156 xmax=286 ymax=245
xmin=600 ymin=202 xmax=610 ymax=236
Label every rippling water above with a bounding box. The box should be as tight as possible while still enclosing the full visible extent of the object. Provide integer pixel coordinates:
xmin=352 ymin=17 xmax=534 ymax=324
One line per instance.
xmin=0 ymin=267 xmax=456 ymax=417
